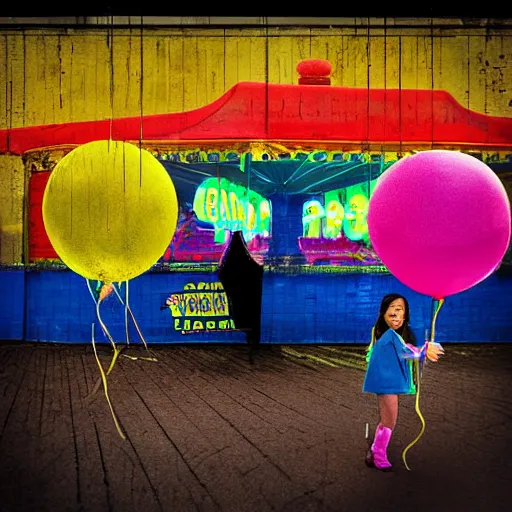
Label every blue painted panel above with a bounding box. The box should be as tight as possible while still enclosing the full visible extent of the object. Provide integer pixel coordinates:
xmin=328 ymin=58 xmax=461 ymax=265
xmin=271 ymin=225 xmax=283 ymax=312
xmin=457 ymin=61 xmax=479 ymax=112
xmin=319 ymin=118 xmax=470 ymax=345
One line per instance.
xmin=261 ymin=271 xmax=512 ymax=343
xmin=24 ymin=270 xmax=246 ymax=344
xmin=0 ymin=269 xmax=25 ymax=340
xmin=1 ymin=268 xmax=511 ymax=344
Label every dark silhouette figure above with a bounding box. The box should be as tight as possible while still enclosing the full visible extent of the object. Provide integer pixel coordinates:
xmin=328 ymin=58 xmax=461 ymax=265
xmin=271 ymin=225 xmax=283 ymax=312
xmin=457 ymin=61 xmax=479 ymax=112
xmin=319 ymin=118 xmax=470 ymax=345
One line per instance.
xmin=218 ymin=231 xmax=264 ymax=364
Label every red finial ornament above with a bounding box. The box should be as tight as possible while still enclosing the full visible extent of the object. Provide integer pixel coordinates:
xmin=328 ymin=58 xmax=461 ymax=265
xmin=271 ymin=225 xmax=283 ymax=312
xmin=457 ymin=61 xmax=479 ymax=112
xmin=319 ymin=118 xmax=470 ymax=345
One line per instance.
xmin=296 ymin=59 xmax=332 ymax=85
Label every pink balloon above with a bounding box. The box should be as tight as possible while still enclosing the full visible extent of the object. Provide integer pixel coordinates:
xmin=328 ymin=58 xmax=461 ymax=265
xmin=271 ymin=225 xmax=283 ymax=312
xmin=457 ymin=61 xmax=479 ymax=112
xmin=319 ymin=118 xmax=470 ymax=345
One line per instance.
xmin=367 ymin=150 xmax=511 ymax=299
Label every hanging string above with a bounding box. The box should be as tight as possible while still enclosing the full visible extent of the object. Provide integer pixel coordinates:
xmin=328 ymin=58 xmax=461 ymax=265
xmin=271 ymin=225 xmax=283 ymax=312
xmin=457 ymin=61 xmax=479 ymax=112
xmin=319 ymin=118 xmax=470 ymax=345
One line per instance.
xmin=139 ymin=15 xmax=144 ymax=190
xmin=112 ymin=282 xmax=158 ymax=362
xmin=86 ymin=279 xmax=116 ymax=352
xmin=86 ymin=279 xmax=124 ymax=438
xmin=124 ymin=281 xmax=130 ymax=345
xmin=85 ymin=279 xmax=121 ymax=393
xmin=109 ymin=14 xmax=115 ymax=142
xmin=365 ymin=326 xmax=376 ymax=362
xmin=402 ymin=360 xmax=425 ymax=471
xmin=402 ymin=297 xmax=445 ymax=470
xmin=430 ymin=298 xmax=445 ymax=344
xmin=90 ymin=322 xmax=126 ymax=440
xmin=139 ymin=15 xmax=144 ymax=147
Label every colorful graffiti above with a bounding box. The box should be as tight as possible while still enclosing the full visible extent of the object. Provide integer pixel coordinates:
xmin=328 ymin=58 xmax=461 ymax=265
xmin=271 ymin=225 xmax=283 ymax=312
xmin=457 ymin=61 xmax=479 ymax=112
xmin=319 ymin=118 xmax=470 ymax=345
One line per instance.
xmin=163 ymin=281 xmax=236 ymax=333
xmin=159 ymin=176 xmax=272 ymax=264
xmin=299 ymin=179 xmax=380 ymax=265
xmin=193 ymin=177 xmax=271 ymax=242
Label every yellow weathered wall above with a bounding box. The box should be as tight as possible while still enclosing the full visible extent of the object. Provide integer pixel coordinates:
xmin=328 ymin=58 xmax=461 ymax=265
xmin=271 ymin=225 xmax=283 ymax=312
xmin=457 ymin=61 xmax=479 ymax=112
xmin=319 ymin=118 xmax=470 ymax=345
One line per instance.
xmin=0 ymin=155 xmax=24 ymax=263
xmin=1 ymin=24 xmax=511 ymax=263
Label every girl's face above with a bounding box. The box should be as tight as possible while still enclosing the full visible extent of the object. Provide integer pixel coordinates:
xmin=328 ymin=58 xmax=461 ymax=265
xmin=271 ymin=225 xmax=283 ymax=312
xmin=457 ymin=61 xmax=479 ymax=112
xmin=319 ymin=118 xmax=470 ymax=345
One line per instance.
xmin=384 ymin=298 xmax=406 ymax=330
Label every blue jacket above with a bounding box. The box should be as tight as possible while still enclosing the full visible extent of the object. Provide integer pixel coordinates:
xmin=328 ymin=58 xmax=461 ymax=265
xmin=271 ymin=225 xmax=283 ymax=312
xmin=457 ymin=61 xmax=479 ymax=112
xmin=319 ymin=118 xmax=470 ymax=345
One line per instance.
xmin=362 ymin=329 xmax=416 ymax=395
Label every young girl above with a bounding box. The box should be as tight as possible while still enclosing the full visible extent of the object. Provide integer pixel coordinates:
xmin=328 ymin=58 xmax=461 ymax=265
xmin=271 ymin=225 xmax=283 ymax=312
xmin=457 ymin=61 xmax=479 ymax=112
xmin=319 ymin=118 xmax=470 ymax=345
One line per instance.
xmin=362 ymin=293 xmax=443 ymax=471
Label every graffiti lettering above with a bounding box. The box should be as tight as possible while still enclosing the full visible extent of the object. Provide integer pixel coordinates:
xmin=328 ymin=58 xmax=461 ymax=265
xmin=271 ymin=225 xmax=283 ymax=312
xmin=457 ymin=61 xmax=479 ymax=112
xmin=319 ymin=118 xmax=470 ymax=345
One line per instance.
xmin=164 ymin=281 xmax=236 ymax=333
xmin=166 ymin=291 xmax=229 ymax=317
xmin=174 ymin=318 xmax=236 ymax=332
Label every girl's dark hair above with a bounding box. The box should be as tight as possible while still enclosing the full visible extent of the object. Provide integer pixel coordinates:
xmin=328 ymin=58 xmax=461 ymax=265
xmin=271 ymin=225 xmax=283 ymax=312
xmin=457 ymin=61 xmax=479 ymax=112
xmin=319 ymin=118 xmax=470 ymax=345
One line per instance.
xmin=373 ymin=293 xmax=416 ymax=345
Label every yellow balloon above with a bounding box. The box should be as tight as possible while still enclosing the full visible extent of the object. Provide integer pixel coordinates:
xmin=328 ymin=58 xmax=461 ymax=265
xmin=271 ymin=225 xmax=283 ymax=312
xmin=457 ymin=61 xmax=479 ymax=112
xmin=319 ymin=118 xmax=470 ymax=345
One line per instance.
xmin=42 ymin=140 xmax=178 ymax=282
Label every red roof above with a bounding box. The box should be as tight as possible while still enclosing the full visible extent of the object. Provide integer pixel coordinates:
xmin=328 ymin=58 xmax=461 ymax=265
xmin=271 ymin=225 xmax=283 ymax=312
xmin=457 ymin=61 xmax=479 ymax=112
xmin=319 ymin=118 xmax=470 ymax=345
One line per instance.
xmin=1 ymin=81 xmax=511 ymax=155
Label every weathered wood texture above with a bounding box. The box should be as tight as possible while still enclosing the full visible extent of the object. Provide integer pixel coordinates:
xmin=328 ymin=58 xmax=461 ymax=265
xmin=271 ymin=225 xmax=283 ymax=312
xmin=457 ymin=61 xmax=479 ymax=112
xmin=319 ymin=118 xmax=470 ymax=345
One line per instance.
xmin=0 ymin=342 xmax=511 ymax=511
xmin=2 ymin=27 xmax=510 ymax=128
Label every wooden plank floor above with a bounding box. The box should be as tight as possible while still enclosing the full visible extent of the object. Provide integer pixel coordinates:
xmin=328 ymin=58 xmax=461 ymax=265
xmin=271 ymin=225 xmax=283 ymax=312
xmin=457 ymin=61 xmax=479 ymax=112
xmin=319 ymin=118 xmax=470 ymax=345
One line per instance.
xmin=0 ymin=341 xmax=511 ymax=512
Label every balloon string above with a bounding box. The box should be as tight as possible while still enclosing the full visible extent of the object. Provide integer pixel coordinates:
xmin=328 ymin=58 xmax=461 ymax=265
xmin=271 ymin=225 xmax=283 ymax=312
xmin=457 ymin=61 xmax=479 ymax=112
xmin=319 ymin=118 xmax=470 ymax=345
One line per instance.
xmin=112 ymin=283 xmax=156 ymax=361
xmin=95 ymin=290 xmax=122 ymax=376
xmin=86 ymin=280 xmax=125 ymax=439
xmin=431 ymin=298 xmax=445 ymax=343
xmin=85 ymin=279 xmax=99 ymax=307
xmin=124 ymin=281 xmax=130 ymax=346
xmin=402 ymin=360 xmax=425 ymax=471
xmin=91 ymin=323 xmax=126 ymax=440
xmin=401 ymin=297 xmax=444 ymax=470
xmin=86 ymin=280 xmax=117 ymax=352
xmin=95 ymin=290 xmax=126 ymax=375
xmin=112 ymin=282 xmax=146 ymax=349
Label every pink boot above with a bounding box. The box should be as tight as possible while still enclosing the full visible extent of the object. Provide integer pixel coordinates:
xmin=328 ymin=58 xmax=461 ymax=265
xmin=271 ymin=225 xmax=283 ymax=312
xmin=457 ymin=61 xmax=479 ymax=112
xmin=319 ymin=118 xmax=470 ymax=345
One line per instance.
xmin=365 ymin=424 xmax=393 ymax=471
